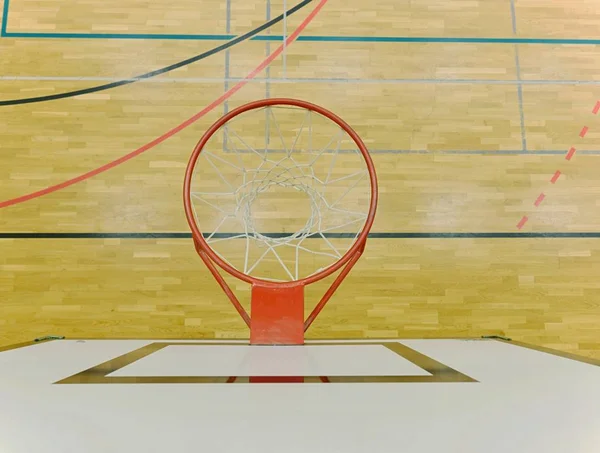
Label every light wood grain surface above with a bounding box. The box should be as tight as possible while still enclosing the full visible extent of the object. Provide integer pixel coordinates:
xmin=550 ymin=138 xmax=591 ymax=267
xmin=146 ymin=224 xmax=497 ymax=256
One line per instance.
xmin=1 ymin=0 xmax=599 ymax=359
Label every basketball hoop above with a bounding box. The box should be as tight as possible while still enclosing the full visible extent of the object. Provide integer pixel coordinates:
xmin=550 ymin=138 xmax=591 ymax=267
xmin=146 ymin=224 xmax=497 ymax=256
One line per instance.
xmin=184 ymin=98 xmax=377 ymax=344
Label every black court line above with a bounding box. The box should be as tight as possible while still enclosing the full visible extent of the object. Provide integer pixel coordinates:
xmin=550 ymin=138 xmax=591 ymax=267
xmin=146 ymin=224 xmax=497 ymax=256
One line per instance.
xmin=1 ymin=232 xmax=600 ymax=239
xmin=0 ymin=0 xmax=312 ymax=106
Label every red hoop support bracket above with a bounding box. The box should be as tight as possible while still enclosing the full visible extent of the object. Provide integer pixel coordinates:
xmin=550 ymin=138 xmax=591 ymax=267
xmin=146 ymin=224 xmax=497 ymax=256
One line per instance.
xmin=183 ymin=98 xmax=378 ymax=345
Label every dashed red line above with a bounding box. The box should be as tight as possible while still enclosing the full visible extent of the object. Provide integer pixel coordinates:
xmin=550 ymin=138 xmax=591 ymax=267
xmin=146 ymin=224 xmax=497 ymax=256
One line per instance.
xmin=534 ymin=193 xmax=545 ymax=207
xmin=517 ymin=216 xmax=529 ymax=230
xmin=517 ymin=100 xmax=598 ymax=229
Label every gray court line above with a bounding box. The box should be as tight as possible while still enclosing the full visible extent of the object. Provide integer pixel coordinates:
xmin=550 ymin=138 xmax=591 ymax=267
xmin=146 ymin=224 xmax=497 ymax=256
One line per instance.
xmin=4 ymin=75 xmax=600 ymax=85
xmin=223 ymin=0 xmax=232 ymax=115
xmin=509 ymin=0 xmax=518 ymax=38
xmin=222 ymin=0 xmax=232 ymax=154
xmin=222 ymin=148 xmax=600 ymax=155
xmin=510 ymin=0 xmax=527 ymax=152
xmin=266 ymin=0 xmax=271 ymax=99
xmin=282 ymin=0 xmax=287 ymax=78
xmin=265 ymin=0 xmax=271 ymax=144
xmin=368 ymin=149 xmax=600 ymax=155
xmin=515 ymin=51 xmax=527 ymax=150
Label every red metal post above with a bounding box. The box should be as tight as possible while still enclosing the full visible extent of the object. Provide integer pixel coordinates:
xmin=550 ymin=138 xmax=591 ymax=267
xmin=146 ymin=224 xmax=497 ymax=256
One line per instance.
xmin=303 ymin=245 xmax=364 ymax=332
xmin=195 ymin=243 xmax=251 ymax=327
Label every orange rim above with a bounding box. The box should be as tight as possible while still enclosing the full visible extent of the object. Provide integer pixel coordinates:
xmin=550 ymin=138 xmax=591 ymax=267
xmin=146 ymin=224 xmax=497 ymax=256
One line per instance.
xmin=183 ymin=98 xmax=378 ymax=286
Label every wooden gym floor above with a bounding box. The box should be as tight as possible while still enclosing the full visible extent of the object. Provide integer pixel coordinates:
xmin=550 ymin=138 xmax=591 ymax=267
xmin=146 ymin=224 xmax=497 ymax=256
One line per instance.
xmin=0 ymin=0 xmax=599 ymax=359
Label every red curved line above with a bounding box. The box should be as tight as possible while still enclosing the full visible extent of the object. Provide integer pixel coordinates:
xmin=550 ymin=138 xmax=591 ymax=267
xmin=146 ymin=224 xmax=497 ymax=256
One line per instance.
xmin=0 ymin=0 xmax=328 ymax=210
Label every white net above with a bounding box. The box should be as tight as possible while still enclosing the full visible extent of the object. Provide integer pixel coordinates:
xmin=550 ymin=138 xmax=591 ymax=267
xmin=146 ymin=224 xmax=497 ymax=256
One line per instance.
xmin=189 ymin=104 xmax=373 ymax=282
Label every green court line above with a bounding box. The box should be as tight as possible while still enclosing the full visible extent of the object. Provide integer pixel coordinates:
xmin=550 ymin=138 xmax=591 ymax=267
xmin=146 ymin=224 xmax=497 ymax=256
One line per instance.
xmin=1 ymin=0 xmax=9 ymax=36
xmin=3 ymin=31 xmax=600 ymax=45
xmin=3 ymin=0 xmax=600 ymax=44
xmin=4 ymin=32 xmax=600 ymax=45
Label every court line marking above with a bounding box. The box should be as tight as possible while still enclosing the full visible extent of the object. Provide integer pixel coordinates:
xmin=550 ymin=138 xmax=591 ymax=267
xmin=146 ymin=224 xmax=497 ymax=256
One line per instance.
xmin=265 ymin=0 xmax=272 ymax=100
xmin=1 ymin=0 xmax=8 ymax=36
xmin=2 ymin=232 xmax=600 ymax=239
xmin=517 ymin=102 xmax=599 ymax=230
xmin=534 ymin=193 xmax=545 ymax=207
xmin=0 ymin=0 xmax=312 ymax=106
xmin=283 ymin=0 xmax=288 ymax=76
xmin=515 ymin=55 xmax=527 ymax=150
xmin=509 ymin=0 xmax=518 ymax=35
xmin=5 ymin=29 xmax=600 ymax=45
xmin=367 ymin=150 xmax=600 ymax=155
xmin=4 ymin=75 xmax=600 ymax=86
xmin=222 ymin=0 xmax=232 ymax=154
xmin=0 ymin=0 xmax=328 ymax=209
xmin=510 ymin=0 xmax=527 ymax=152
xmin=264 ymin=2 xmax=273 ymax=142
xmin=4 ymin=136 xmax=600 ymax=156
xmin=209 ymin=148 xmax=600 ymax=156
xmin=222 ymin=0 xmax=232 ymax=153
xmin=223 ymin=0 xmax=232 ymax=116
xmin=2 ymin=0 xmax=600 ymax=46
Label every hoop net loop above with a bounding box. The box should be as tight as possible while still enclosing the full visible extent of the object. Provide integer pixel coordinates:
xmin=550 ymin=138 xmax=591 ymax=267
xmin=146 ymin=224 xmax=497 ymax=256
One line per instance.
xmin=184 ymin=98 xmax=377 ymax=286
